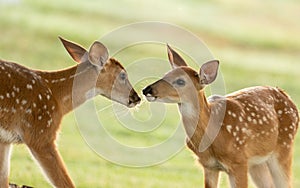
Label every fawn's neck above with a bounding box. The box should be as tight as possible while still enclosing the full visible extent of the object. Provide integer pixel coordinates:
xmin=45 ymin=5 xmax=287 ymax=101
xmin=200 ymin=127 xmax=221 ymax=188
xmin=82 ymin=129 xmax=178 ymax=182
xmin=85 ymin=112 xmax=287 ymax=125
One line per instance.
xmin=179 ymin=90 xmax=211 ymax=149
xmin=37 ymin=62 xmax=98 ymax=115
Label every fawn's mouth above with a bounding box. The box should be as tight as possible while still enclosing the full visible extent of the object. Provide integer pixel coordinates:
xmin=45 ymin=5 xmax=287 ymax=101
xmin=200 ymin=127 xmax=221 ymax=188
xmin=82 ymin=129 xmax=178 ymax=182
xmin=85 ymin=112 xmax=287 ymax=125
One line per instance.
xmin=144 ymin=93 xmax=157 ymax=102
xmin=128 ymin=100 xmax=141 ymax=108
xmin=142 ymin=86 xmax=157 ymax=102
xmin=127 ymin=95 xmax=141 ymax=108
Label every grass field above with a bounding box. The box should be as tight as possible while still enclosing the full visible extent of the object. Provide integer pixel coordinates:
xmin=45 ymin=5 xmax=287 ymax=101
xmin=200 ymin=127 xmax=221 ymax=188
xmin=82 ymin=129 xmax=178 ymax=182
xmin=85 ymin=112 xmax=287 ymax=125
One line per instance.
xmin=1 ymin=0 xmax=300 ymax=187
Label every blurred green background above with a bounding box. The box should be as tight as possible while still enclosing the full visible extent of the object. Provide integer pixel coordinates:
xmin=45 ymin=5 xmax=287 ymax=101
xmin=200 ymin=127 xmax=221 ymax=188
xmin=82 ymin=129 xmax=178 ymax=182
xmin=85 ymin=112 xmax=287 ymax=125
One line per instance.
xmin=0 ymin=0 xmax=299 ymax=187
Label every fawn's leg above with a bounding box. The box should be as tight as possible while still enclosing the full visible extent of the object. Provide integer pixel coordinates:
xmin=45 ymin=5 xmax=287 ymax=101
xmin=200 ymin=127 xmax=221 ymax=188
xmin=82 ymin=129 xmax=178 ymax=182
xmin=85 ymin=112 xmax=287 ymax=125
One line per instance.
xmin=203 ymin=168 xmax=219 ymax=188
xmin=0 ymin=143 xmax=11 ymax=188
xmin=249 ymin=163 xmax=274 ymax=188
xmin=228 ymin=164 xmax=248 ymax=188
xmin=267 ymin=153 xmax=291 ymax=188
xmin=27 ymin=142 xmax=75 ymax=188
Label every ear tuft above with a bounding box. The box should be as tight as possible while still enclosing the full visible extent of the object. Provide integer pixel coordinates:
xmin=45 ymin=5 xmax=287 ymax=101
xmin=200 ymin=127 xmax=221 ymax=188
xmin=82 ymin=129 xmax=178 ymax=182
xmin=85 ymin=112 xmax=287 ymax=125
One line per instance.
xmin=199 ymin=60 xmax=219 ymax=85
xmin=59 ymin=36 xmax=88 ymax=63
xmin=167 ymin=44 xmax=188 ymax=69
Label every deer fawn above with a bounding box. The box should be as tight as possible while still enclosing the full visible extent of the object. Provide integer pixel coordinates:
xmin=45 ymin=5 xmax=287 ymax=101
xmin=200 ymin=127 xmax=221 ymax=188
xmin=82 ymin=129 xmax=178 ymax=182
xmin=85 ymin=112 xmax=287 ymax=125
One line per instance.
xmin=0 ymin=37 xmax=140 ymax=188
xmin=143 ymin=45 xmax=299 ymax=188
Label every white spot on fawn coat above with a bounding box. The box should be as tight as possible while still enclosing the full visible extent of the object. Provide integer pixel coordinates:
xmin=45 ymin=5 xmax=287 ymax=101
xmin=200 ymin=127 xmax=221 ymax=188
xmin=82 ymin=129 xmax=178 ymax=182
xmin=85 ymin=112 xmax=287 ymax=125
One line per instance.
xmin=226 ymin=125 xmax=232 ymax=133
xmin=27 ymin=84 xmax=33 ymax=90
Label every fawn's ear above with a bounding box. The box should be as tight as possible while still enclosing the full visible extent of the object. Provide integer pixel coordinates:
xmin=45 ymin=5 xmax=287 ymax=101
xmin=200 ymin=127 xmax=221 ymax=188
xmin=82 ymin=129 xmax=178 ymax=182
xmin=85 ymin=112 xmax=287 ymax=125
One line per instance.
xmin=88 ymin=41 xmax=109 ymax=69
xmin=167 ymin=44 xmax=187 ymax=69
xmin=59 ymin=36 xmax=88 ymax=63
xmin=199 ymin=60 xmax=219 ymax=85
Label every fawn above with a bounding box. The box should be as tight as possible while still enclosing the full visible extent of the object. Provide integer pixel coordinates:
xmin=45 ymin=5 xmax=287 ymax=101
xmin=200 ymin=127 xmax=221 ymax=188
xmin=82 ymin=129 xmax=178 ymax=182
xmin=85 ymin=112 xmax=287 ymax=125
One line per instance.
xmin=143 ymin=45 xmax=299 ymax=188
xmin=0 ymin=37 xmax=140 ymax=188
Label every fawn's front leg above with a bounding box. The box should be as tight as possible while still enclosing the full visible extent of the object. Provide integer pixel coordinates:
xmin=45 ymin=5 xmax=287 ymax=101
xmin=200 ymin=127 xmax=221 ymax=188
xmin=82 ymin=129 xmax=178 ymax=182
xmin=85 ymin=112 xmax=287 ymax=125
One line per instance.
xmin=228 ymin=164 xmax=248 ymax=188
xmin=27 ymin=142 xmax=75 ymax=188
xmin=0 ymin=143 xmax=11 ymax=188
xmin=204 ymin=168 xmax=219 ymax=188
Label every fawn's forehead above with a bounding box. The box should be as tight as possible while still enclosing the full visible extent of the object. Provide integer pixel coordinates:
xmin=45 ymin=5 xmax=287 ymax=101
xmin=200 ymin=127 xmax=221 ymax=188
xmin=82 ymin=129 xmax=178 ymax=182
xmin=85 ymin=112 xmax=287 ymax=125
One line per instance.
xmin=105 ymin=58 xmax=125 ymax=71
xmin=164 ymin=67 xmax=199 ymax=80
xmin=99 ymin=58 xmax=125 ymax=78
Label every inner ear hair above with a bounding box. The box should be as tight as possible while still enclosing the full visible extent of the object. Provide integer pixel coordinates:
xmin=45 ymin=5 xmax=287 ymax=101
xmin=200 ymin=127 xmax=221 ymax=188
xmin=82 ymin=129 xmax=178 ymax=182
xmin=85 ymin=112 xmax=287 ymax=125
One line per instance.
xmin=199 ymin=60 xmax=219 ymax=85
xmin=92 ymin=57 xmax=107 ymax=72
xmin=88 ymin=41 xmax=109 ymax=67
xmin=200 ymin=75 xmax=207 ymax=84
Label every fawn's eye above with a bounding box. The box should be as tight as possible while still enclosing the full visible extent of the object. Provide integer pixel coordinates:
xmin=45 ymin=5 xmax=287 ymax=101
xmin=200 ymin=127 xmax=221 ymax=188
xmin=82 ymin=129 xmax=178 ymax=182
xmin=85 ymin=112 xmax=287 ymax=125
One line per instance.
xmin=119 ymin=72 xmax=127 ymax=80
xmin=175 ymin=78 xmax=185 ymax=86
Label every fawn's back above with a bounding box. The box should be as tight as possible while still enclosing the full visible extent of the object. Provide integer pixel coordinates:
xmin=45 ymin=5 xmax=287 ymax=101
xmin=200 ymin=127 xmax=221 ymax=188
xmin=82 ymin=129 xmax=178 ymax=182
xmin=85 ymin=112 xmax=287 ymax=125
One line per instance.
xmin=208 ymin=86 xmax=298 ymax=157
xmin=0 ymin=60 xmax=58 ymax=144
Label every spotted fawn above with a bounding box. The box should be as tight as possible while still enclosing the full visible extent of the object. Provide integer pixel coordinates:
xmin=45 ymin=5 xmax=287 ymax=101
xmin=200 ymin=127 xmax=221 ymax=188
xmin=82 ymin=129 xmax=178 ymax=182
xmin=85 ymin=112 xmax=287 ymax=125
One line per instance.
xmin=0 ymin=37 xmax=140 ymax=188
xmin=143 ymin=44 xmax=299 ymax=188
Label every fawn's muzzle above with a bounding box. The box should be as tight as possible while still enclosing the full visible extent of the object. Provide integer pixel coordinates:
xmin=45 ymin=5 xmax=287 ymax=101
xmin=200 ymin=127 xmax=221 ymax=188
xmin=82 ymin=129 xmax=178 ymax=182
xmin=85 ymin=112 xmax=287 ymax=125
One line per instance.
xmin=142 ymin=85 xmax=158 ymax=102
xmin=142 ymin=86 xmax=153 ymax=96
xmin=128 ymin=89 xmax=141 ymax=107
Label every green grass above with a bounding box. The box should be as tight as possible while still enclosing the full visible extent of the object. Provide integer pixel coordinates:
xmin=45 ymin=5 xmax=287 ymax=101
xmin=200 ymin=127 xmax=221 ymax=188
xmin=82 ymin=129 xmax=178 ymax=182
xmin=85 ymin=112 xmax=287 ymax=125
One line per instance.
xmin=1 ymin=0 xmax=300 ymax=187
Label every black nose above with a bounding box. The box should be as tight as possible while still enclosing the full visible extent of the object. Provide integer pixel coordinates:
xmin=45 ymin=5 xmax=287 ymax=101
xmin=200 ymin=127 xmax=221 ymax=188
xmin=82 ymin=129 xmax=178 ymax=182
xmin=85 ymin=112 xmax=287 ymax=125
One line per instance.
xmin=143 ymin=86 xmax=153 ymax=95
xmin=129 ymin=89 xmax=141 ymax=104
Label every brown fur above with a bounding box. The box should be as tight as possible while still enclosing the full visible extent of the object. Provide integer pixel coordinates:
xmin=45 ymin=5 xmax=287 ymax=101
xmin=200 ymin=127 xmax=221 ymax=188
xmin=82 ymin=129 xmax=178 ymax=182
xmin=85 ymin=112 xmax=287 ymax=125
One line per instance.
xmin=143 ymin=45 xmax=299 ymax=188
xmin=0 ymin=38 xmax=140 ymax=188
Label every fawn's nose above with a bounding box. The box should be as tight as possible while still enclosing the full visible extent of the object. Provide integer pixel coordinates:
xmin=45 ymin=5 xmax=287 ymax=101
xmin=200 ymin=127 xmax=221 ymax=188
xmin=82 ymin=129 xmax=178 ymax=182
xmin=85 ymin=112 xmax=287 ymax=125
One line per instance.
xmin=142 ymin=86 xmax=153 ymax=96
xmin=129 ymin=89 xmax=141 ymax=105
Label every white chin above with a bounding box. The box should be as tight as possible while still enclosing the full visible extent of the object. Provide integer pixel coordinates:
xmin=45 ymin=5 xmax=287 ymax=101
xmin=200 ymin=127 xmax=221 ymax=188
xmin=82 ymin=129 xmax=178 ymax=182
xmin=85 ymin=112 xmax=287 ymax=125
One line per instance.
xmin=146 ymin=96 xmax=157 ymax=102
xmin=128 ymin=103 xmax=136 ymax=108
